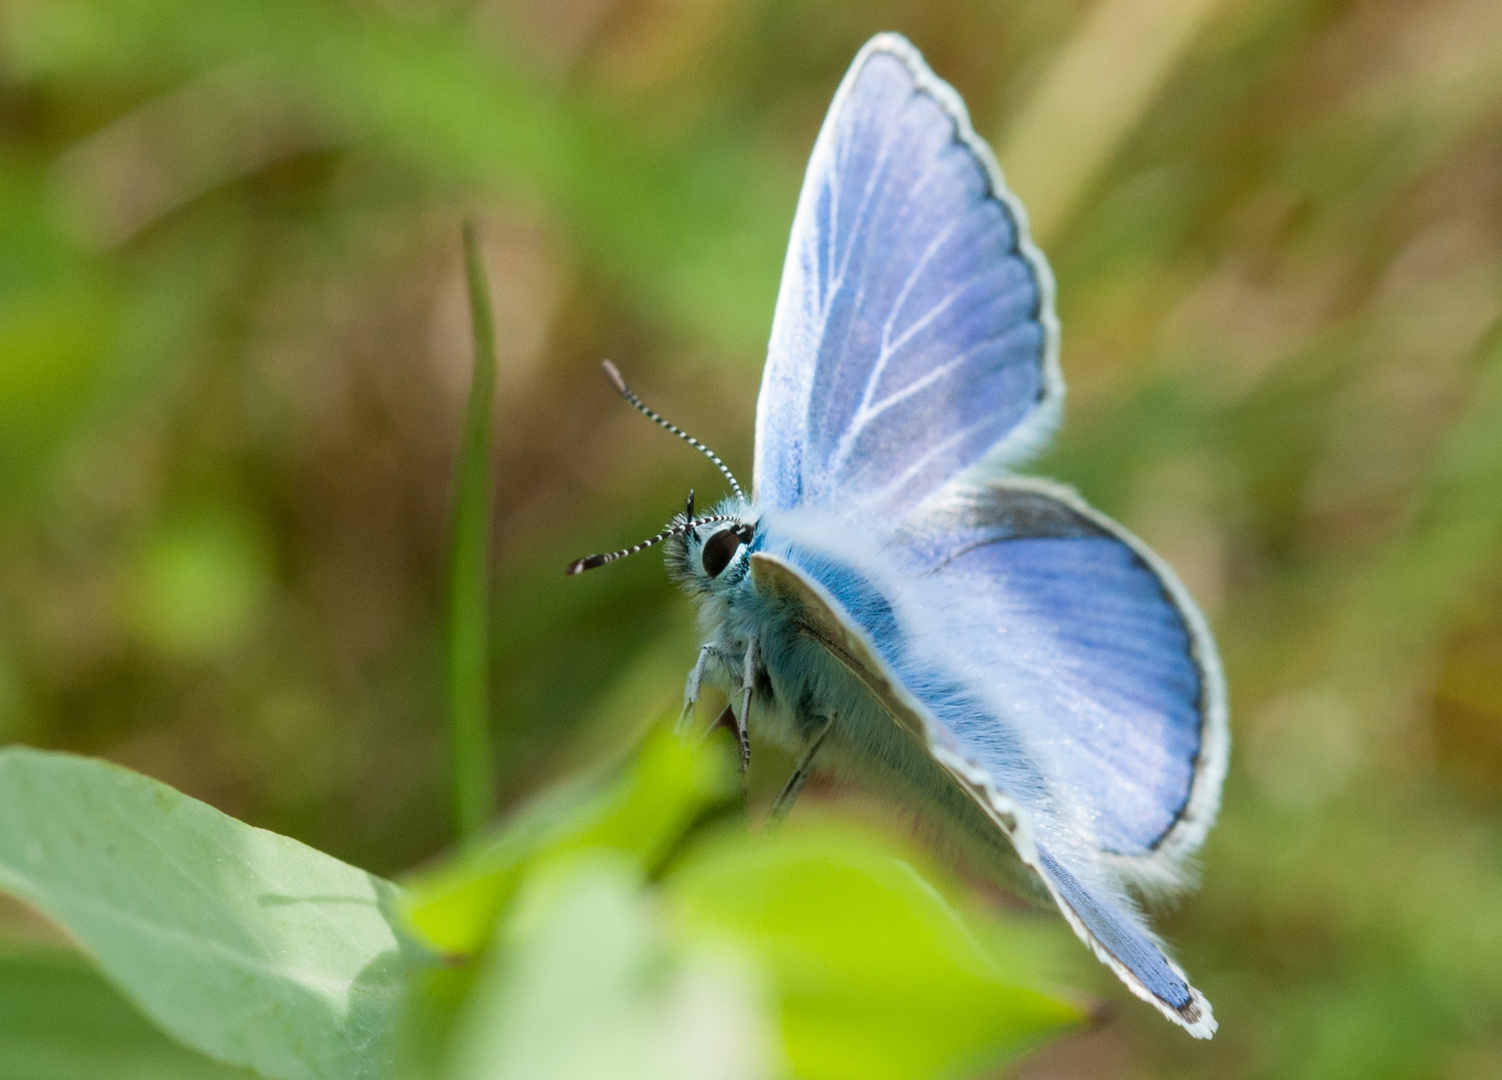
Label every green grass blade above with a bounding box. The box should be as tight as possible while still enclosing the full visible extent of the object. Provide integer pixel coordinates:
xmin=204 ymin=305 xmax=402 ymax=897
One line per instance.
xmin=448 ymin=220 xmax=500 ymax=839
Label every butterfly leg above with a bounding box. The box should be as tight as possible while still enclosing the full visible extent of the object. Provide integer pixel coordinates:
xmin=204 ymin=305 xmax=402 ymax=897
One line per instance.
xmin=732 ymin=638 xmax=757 ymax=775
xmin=678 ymin=642 xmax=732 ymax=736
xmin=768 ymin=712 xmax=832 ymax=826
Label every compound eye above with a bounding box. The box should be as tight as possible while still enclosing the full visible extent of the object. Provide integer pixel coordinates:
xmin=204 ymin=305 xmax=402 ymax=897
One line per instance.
xmin=700 ymin=528 xmax=745 ymax=577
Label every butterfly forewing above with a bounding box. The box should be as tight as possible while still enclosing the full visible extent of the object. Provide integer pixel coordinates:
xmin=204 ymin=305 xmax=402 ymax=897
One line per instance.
xmin=754 ymin=35 xmax=1060 ymax=519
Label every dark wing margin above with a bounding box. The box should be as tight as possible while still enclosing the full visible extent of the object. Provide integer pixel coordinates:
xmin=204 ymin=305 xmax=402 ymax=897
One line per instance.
xmin=752 ymin=33 xmax=1061 ymax=520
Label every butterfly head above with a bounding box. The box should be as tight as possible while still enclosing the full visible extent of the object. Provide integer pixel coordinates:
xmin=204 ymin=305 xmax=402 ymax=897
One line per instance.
xmin=663 ymin=494 xmax=759 ymax=597
xmin=565 ymin=362 xmax=758 ymax=586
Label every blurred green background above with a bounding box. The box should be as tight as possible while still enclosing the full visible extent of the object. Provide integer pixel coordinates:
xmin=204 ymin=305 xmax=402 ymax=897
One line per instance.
xmin=3 ymin=0 xmax=1502 ymax=1076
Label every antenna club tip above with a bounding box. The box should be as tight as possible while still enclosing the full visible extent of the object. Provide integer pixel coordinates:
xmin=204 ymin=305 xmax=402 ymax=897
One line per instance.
xmin=566 ymin=553 xmax=609 ymax=575
xmin=600 ymin=360 xmax=627 ymax=395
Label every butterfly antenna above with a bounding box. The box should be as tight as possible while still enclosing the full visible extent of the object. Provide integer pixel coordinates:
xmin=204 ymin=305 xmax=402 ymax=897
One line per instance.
xmin=566 ymin=513 xmax=738 ymax=576
xmin=601 ymin=361 xmax=745 ymax=501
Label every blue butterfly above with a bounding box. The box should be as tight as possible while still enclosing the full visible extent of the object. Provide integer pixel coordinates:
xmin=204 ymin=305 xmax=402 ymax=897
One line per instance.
xmin=569 ymin=32 xmax=1228 ymax=1037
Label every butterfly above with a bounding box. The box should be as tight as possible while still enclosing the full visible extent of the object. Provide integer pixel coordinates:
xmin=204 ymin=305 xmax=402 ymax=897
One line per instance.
xmin=568 ymin=32 xmax=1228 ymax=1037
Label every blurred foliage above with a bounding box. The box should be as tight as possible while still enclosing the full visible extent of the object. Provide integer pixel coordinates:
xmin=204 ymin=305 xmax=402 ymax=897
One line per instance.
xmin=2 ymin=0 xmax=1502 ymax=1076
xmin=0 ymin=946 xmax=260 ymax=1080
xmin=667 ymin=825 xmax=1082 ymax=1080
xmin=401 ymin=720 xmax=734 ymax=956
xmin=0 ymin=732 xmax=1084 ymax=1079
xmin=403 ymin=727 xmax=1084 ymax=1080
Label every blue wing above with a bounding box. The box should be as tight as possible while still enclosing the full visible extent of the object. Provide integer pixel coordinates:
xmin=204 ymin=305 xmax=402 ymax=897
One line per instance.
xmin=752 ymin=487 xmax=1225 ymax=1034
xmin=753 ymin=34 xmax=1060 ymax=520
xmin=892 ymin=477 xmax=1225 ymax=1026
xmin=1032 ymin=845 xmax=1211 ymax=1033
xmin=890 ymin=478 xmax=1228 ymax=870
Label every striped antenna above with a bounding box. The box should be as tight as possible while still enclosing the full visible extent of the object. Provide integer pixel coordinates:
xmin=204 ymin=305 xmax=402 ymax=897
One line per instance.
xmin=566 ymin=513 xmax=738 ymax=576
xmin=602 ymin=361 xmax=745 ymax=501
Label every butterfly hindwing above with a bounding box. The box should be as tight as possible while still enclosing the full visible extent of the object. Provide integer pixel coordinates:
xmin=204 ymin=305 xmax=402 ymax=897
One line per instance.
xmin=1032 ymin=844 xmax=1214 ymax=1035
xmin=753 ymin=34 xmax=1060 ymax=519
xmin=891 ymin=478 xmax=1229 ymax=883
xmin=746 ymin=541 xmax=1218 ymax=1036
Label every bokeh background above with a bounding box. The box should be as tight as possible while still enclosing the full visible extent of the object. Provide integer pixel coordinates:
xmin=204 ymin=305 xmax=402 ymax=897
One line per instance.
xmin=4 ymin=0 xmax=1502 ymax=1076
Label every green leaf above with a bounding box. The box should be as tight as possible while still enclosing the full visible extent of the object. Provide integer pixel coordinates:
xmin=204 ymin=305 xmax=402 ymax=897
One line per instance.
xmin=0 ymin=748 xmax=418 ymax=1080
xmin=446 ymin=855 xmax=778 ymax=1080
xmin=402 ymin=726 xmax=732 ymax=957
xmin=666 ymin=822 xmax=1085 ymax=1080
xmin=0 ymin=946 xmax=259 ymax=1080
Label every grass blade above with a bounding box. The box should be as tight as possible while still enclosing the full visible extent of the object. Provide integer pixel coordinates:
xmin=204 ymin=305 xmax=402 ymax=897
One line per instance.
xmin=448 ymin=220 xmax=500 ymax=839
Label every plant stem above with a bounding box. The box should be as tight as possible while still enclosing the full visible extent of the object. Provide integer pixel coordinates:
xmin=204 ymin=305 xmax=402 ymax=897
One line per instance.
xmin=448 ymin=219 xmax=499 ymax=839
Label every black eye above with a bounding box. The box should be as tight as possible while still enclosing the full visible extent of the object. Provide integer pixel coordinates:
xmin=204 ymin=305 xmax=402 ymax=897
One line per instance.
xmin=701 ymin=526 xmax=751 ymax=577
